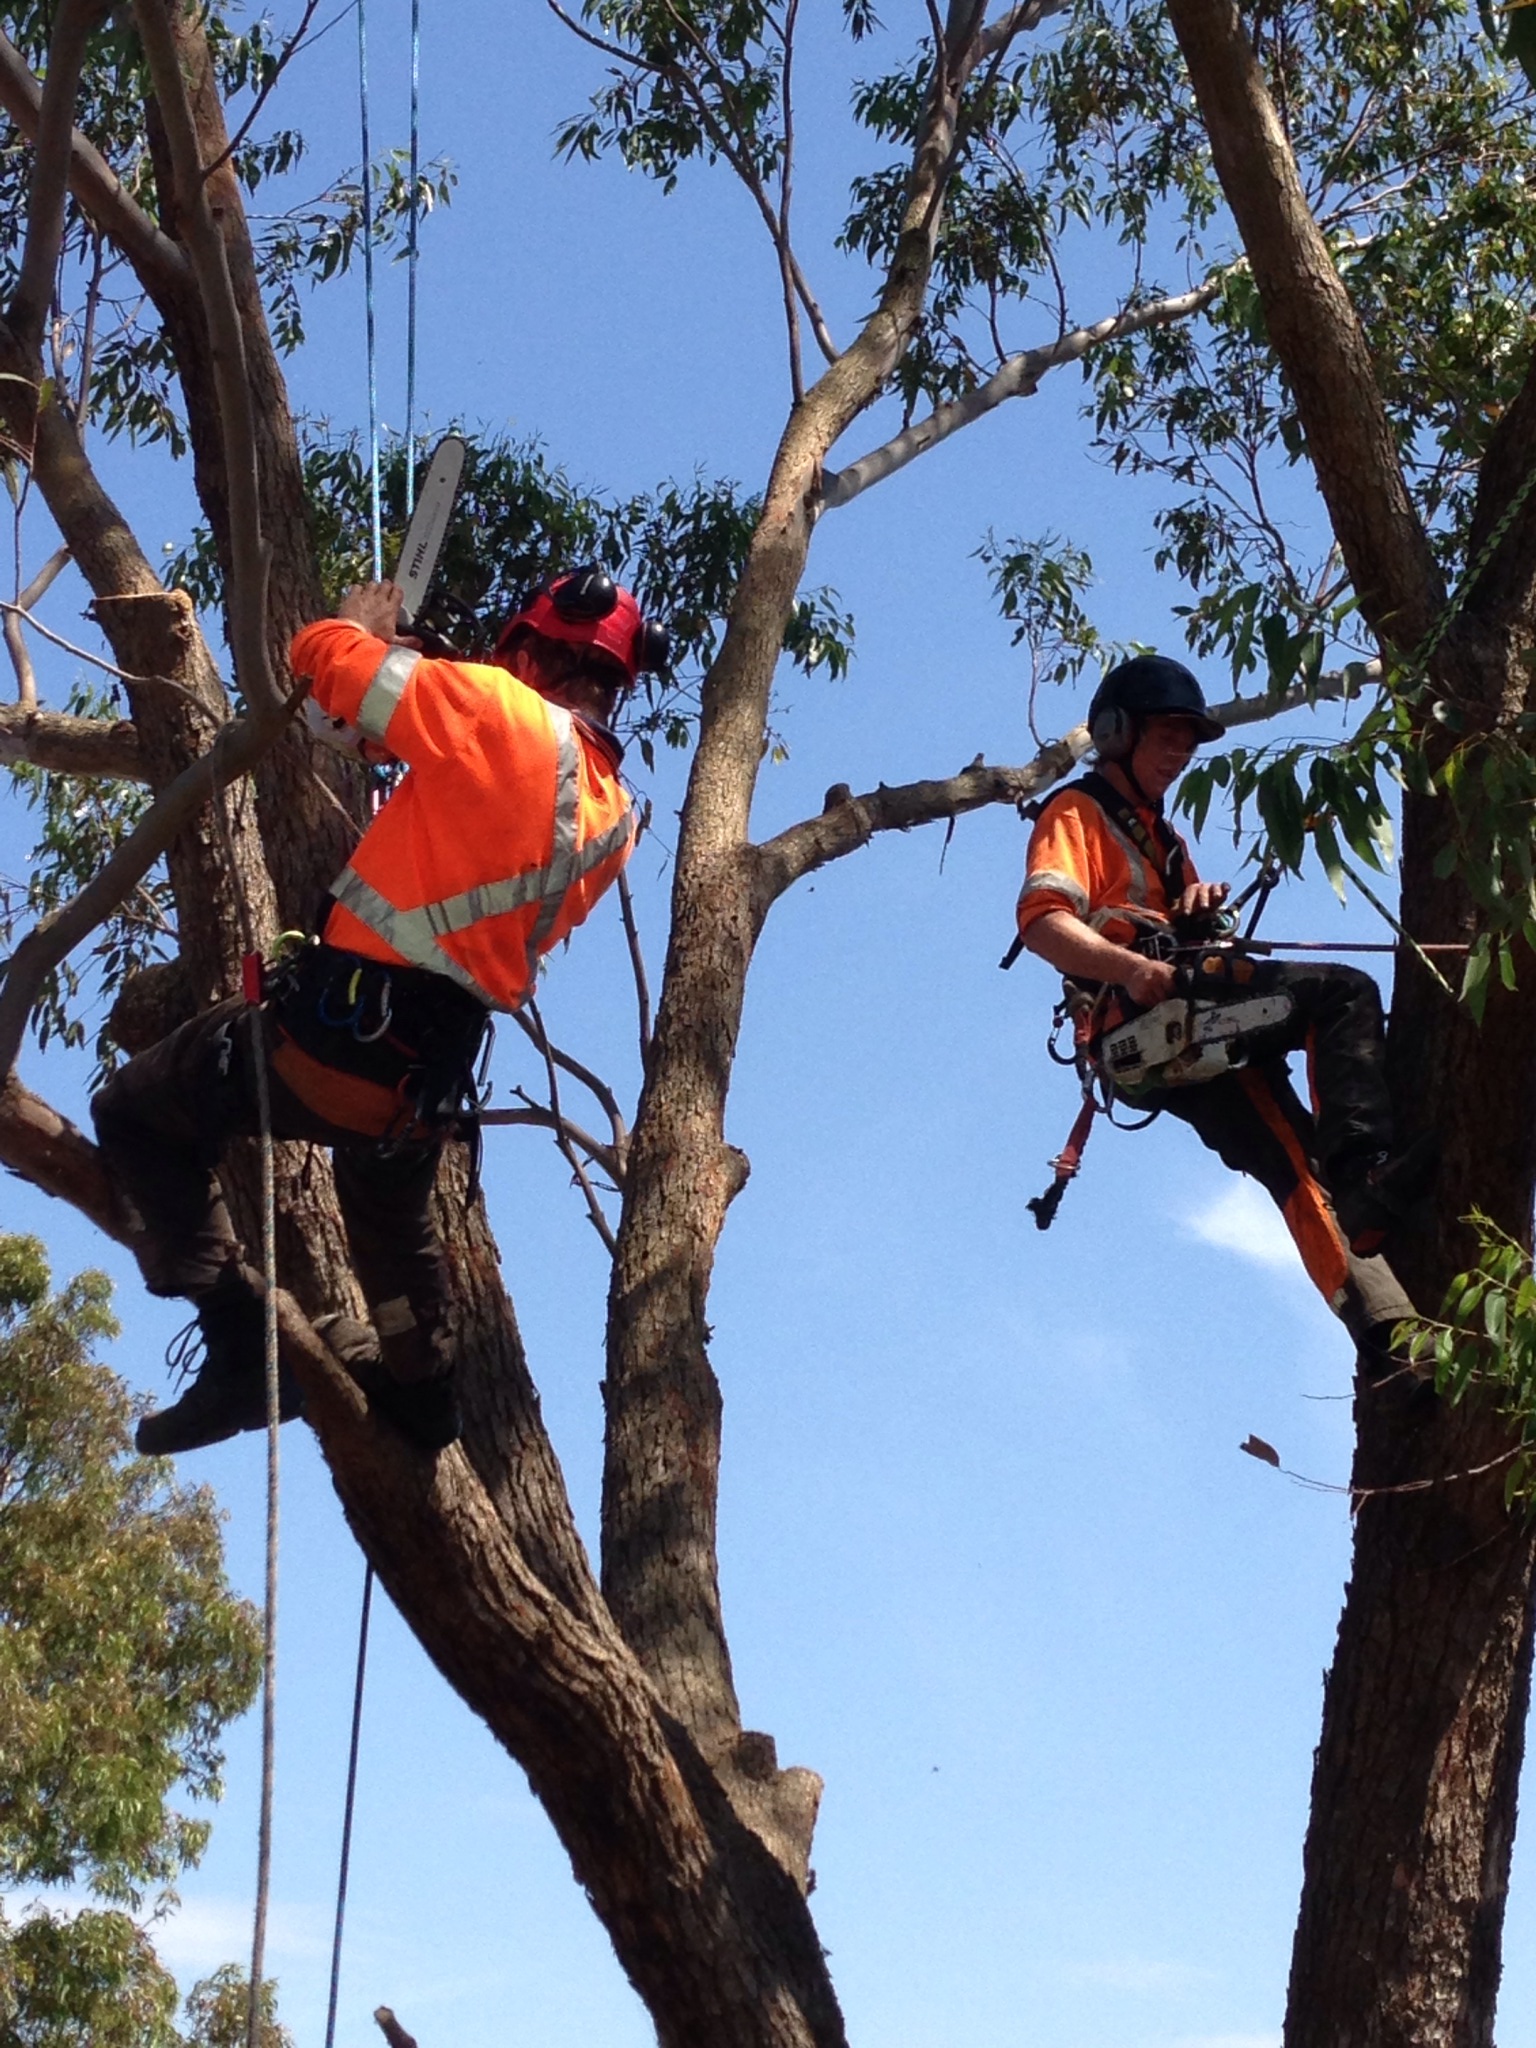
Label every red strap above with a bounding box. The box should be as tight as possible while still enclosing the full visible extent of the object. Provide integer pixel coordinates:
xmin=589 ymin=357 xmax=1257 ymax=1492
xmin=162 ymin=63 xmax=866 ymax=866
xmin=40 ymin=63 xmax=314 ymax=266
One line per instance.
xmin=1051 ymin=1095 xmax=1098 ymax=1180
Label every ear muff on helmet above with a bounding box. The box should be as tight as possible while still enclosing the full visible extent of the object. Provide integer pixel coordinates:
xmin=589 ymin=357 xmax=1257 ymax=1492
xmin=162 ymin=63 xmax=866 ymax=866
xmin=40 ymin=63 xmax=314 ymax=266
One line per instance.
xmin=1089 ymin=701 xmax=1137 ymax=761
xmin=494 ymin=565 xmax=670 ymax=685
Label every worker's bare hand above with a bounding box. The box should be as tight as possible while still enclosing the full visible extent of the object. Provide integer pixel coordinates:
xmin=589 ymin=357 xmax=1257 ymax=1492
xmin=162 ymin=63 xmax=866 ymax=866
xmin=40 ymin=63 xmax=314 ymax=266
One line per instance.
xmin=337 ymin=580 xmax=406 ymax=641
xmin=1175 ymin=880 xmax=1230 ymax=921
xmin=1123 ymin=954 xmax=1177 ymax=1007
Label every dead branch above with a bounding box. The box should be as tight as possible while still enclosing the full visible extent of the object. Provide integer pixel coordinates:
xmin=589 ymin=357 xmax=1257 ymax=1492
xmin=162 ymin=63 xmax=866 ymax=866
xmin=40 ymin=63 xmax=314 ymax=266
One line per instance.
xmin=373 ymin=2011 xmax=419 ymax=2048
xmin=616 ymin=864 xmax=653 ymax=1063
xmin=5 ymin=545 xmax=69 ymax=707
xmin=751 ymin=662 xmax=1367 ymax=911
xmin=7 ymin=0 xmax=98 ymax=355
xmin=0 ymin=29 xmax=190 ymax=297
xmin=133 ymin=0 xmax=280 ymax=721
xmin=521 ymin=999 xmax=619 ymax=1251
xmin=752 ymin=730 xmax=1090 ymax=910
xmin=480 ymin=1098 xmax=625 ymax=1184
xmin=511 ymin=1006 xmax=628 ymax=1159
xmin=977 ymin=0 xmax=1073 ymax=60
xmin=822 ymin=276 xmax=1226 ymax=511
xmin=0 ymin=702 xmax=143 ymax=776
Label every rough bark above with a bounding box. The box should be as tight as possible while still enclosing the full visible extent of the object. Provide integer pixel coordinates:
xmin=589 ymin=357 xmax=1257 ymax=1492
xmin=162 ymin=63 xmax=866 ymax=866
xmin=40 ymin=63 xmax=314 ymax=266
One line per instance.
xmin=602 ymin=6 xmax=997 ymax=1849
xmin=1163 ymin=5 xmax=1536 ymax=2040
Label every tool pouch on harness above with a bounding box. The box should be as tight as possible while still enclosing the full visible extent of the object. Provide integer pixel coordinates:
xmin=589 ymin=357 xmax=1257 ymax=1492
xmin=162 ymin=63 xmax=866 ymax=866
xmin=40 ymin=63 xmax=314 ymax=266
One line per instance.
xmin=265 ymin=941 xmax=490 ymax=1141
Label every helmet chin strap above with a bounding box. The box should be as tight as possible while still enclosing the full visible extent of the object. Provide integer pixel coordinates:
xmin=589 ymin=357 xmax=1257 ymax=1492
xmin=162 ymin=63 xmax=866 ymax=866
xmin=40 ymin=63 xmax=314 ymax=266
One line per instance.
xmin=1118 ymin=727 xmax=1159 ymax=810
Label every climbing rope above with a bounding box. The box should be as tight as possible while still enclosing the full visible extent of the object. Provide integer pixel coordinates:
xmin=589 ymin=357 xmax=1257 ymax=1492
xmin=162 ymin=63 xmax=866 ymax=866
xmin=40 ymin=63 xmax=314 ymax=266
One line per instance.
xmin=324 ymin=1564 xmax=375 ymax=2048
xmin=405 ymin=0 xmax=420 ymax=516
xmin=321 ymin=9 xmax=427 ymax=2034
xmin=245 ymin=987 xmax=282 ymax=2048
xmin=357 ymin=0 xmax=382 ymax=577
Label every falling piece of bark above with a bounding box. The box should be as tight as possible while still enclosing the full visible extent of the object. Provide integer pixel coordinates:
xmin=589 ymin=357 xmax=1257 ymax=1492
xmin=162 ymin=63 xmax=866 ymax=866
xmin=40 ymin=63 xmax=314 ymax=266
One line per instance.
xmin=1240 ymin=1434 xmax=1281 ymax=1467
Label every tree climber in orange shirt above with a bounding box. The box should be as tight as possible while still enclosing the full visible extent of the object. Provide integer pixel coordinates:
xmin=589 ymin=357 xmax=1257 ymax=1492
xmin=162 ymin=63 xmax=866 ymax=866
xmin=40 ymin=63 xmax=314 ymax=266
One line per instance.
xmin=94 ymin=567 xmax=667 ymax=1457
xmin=1016 ymin=656 xmax=1432 ymax=1355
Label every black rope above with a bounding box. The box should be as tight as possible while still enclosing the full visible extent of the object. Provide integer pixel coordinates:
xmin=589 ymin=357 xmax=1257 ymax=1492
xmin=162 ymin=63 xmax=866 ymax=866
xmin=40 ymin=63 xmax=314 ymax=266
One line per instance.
xmin=324 ymin=1563 xmax=375 ymax=2048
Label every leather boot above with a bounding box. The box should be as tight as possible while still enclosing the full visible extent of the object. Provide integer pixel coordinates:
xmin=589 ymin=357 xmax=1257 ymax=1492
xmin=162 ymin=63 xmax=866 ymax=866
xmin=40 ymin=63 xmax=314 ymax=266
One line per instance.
xmin=135 ymin=1271 xmax=300 ymax=1456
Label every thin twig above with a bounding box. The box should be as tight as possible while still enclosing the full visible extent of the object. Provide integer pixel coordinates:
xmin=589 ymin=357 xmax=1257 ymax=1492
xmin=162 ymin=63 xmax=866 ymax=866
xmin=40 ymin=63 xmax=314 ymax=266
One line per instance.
xmin=5 ymin=547 xmax=70 ymax=707
xmin=0 ymin=597 xmax=223 ymax=714
xmin=481 ymin=1097 xmax=624 ymax=1185
xmin=521 ymin=999 xmax=618 ymax=1252
xmin=203 ymin=0 xmax=326 ymax=182
xmin=511 ymin=1006 xmax=628 ymax=1157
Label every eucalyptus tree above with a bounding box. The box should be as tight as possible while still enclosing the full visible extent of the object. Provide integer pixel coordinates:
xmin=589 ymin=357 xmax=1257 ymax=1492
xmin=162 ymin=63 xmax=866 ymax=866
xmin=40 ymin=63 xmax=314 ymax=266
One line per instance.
xmin=2 ymin=2 xmax=1536 ymax=2045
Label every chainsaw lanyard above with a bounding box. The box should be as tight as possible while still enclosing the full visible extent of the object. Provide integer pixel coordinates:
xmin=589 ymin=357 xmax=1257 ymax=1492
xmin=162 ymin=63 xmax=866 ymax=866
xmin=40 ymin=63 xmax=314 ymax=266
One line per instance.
xmin=328 ymin=652 xmax=632 ymax=1008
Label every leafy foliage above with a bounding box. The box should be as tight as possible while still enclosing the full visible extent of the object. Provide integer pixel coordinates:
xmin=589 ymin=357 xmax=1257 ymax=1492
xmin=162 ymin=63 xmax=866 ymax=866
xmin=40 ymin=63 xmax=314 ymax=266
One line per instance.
xmin=0 ymin=1905 xmax=181 ymax=2048
xmin=1399 ymin=1211 xmax=1536 ymax=1506
xmin=167 ymin=424 xmax=854 ymax=767
xmin=0 ymin=1236 xmax=262 ymax=1905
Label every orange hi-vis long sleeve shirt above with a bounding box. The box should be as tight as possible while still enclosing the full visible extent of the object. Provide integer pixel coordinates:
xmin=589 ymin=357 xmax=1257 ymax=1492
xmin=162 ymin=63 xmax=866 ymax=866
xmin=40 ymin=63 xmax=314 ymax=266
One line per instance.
xmin=1015 ymin=781 xmax=1196 ymax=949
xmin=292 ymin=618 xmax=634 ymax=1012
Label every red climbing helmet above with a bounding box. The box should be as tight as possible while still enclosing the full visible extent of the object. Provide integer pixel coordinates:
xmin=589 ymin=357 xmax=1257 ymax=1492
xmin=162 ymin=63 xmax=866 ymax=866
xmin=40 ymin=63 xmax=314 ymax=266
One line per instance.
xmin=493 ymin=566 xmax=670 ymax=687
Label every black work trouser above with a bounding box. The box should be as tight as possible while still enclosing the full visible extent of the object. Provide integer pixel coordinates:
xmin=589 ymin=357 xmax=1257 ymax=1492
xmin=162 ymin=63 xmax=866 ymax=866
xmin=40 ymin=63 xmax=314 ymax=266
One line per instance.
xmin=1171 ymin=954 xmax=1393 ymax=1173
xmin=92 ymin=996 xmax=448 ymax=1338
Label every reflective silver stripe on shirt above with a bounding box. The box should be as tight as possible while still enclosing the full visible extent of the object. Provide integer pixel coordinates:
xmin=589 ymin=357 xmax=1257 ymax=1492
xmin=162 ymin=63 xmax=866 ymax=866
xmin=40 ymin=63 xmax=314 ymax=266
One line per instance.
xmin=1098 ymin=813 xmax=1154 ymax=907
xmin=1019 ymin=869 xmax=1089 ymax=917
xmin=328 ymin=703 xmax=633 ymax=1009
xmin=523 ymin=709 xmax=583 ymax=987
xmin=355 ymin=646 xmax=421 ymax=743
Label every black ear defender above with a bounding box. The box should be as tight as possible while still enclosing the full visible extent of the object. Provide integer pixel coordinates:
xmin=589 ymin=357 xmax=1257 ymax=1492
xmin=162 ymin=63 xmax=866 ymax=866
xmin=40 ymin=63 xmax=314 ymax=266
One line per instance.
xmin=1089 ymin=702 xmax=1136 ymax=760
xmin=551 ymin=564 xmax=619 ymax=623
xmin=634 ymin=618 xmax=672 ymax=674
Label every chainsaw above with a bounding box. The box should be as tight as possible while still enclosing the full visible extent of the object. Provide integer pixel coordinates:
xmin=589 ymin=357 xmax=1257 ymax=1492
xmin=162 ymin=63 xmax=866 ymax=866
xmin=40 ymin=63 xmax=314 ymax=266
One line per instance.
xmin=304 ymin=432 xmax=468 ymax=765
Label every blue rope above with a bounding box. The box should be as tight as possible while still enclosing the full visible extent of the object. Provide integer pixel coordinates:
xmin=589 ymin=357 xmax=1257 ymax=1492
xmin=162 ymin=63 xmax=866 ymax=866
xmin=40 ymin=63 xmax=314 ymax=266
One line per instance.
xmin=406 ymin=0 xmax=420 ymax=515
xmin=357 ymin=0 xmax=382 ymax=577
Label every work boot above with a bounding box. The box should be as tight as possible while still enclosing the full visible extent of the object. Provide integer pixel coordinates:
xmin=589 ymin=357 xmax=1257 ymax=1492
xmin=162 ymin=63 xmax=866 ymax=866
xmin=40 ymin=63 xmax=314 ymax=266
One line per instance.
xmin=1332 ymin=1133 xmax=1440 ymax=1256
xmin=316 ymin=1311 xmax=461 ymax=1454
xmin=135 ymin=1272 xmax=300 ymax=1456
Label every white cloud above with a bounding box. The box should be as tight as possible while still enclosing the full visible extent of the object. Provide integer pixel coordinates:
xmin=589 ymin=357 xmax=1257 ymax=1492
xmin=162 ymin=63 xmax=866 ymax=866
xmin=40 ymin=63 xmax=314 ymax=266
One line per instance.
xmin=146 ymin=1895 xmax=326 ymax=1969
xmin=1182 ymin=1178 xmax=1301 ymax=1273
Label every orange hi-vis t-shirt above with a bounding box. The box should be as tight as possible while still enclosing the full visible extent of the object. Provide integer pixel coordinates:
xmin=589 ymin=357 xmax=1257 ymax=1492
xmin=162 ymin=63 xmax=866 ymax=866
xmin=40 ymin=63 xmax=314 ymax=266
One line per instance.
xmin=1015 ymin=781 xmax=1196 ymax=949
xmin=292 ymin=618 xmax=634 ymax=1012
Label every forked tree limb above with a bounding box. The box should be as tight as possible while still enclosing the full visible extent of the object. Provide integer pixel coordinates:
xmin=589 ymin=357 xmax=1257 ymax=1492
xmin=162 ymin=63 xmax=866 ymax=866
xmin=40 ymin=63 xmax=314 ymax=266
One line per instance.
xmin=132 ymin=0 xmax=280 ymax=723
xmin=0 ymin=28 xmax=191 ymax=296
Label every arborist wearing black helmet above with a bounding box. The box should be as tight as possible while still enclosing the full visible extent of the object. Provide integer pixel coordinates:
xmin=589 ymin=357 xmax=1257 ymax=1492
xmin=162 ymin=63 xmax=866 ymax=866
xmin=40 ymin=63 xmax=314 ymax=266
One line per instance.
xmin=1015 ymin=654 xmax=1432 ymax=1352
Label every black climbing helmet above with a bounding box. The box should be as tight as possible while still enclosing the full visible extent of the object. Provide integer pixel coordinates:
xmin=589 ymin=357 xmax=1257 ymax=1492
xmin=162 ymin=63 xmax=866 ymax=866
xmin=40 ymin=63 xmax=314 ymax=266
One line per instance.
xmin=1086 ymin=655 xmax=1224 ymax=760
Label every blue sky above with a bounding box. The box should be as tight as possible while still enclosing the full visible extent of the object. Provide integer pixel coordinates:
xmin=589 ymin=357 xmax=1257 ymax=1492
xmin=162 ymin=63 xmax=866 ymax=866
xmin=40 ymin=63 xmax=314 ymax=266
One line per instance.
xmin=4 ymin=5 xmax=1534 ymax=2046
